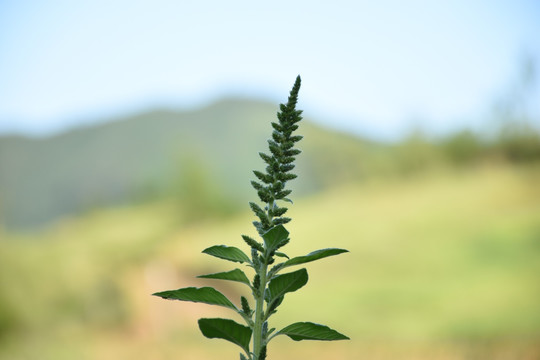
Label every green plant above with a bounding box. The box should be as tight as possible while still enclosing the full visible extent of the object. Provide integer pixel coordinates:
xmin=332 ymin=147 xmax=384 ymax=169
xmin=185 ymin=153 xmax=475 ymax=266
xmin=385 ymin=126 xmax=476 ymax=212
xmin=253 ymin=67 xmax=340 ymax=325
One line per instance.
xmin=153 ymin=76 xmax=349 ymax=359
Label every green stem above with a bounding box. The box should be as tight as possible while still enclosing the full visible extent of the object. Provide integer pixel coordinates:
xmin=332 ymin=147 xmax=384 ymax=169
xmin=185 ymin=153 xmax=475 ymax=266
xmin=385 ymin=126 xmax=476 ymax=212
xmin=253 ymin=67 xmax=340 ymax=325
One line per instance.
xmin=252 ymin=262 xmax=268 ymax=359
xmin=252 ymin=200 xmax=276 ymax=359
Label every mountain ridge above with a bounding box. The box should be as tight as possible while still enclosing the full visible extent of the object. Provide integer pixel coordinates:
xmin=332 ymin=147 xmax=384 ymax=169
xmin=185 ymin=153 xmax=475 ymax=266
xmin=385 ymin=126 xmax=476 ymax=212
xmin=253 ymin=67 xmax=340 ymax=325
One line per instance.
xmin=0 ymin=98 xmax=376 ymax=230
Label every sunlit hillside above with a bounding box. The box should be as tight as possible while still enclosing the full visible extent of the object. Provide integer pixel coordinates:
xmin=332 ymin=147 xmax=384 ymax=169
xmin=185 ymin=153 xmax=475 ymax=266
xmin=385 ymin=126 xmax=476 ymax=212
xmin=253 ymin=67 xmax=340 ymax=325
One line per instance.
xmin=1 ymin=164 xmax=539 ymax=359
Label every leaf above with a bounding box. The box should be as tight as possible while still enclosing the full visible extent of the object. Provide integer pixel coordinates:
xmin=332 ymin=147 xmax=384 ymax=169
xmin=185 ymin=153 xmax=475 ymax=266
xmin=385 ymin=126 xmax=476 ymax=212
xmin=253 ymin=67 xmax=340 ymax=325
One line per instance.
xmin=197 ymin=269 xmax=251 ymax=286
xmin=274 ymin=251 xmax=289 ymax=259
xmin=282 ymin=248 xmax=349 ymax=269
xmin=267 ymin=268 xmax=308 ymax=304
xmin=262 ymin=225 xmax=289 ymax=253
xmin=276 ymin=322 xmax=349 ymax=341
xmin=198 ymin=318 xmax=252 ymax=353
xmin=152 ymin=287 xmax=237 ymax=311
xmin=203 ymin=245 xmax=251 ymax=264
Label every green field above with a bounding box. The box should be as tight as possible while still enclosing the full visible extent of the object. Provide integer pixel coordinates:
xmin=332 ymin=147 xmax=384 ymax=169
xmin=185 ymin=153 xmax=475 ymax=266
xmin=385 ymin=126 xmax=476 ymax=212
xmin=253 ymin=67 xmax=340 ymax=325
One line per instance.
xmin=1 ymin=164 xmax=539 ymax=359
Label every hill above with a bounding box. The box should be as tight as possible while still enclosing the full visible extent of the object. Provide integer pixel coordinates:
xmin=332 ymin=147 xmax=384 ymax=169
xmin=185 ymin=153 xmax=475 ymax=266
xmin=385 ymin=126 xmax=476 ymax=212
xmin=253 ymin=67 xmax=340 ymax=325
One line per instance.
xmin=0 ymin=99 xmax=380 ymax=230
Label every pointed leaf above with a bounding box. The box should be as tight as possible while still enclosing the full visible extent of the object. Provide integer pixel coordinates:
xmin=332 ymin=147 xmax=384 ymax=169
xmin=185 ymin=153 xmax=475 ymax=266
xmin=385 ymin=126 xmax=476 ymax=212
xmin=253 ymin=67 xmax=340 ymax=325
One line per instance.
xmin=203 ymin=245 xmax=251 ymax=264
xmin=274 ymin=251 xmax=289 ymax=259
xmin=198 ymin=318 xmax=252 ymax=353
xmin=198 ymin=269 xmax=251 ymax=286
xmin=262 ymin=225 xmax=289 ymax=253
xmin=152 ymin=287 xmax=237 ymax=311
xmin=277 ymin=322 xmax=349 ymax=341
xmin=282 ymin=248 xmax=348 ymax=269
xmin=267 ymin=268 xmax=308 ymax=304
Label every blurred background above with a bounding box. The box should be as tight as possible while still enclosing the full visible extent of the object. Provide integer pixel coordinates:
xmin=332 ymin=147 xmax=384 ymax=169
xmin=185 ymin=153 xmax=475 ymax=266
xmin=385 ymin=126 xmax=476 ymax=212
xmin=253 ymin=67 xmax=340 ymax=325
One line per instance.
xmin=1 ymin=1 xmax=539 ymax=359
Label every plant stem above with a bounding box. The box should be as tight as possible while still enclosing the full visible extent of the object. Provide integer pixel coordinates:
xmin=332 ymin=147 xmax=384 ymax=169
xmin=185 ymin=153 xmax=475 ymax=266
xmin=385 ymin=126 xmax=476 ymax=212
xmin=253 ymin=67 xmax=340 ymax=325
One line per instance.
xmin=252 ymin=262 xmax=268 ymax=359
xmin=253 ymin=202 xmax=274 ymax=359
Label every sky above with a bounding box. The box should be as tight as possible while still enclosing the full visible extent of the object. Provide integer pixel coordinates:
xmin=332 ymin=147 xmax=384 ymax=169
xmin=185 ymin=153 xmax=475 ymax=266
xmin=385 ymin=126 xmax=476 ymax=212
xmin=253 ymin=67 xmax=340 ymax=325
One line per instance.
xmin=0 ymin=0 xmax=539 ymax=140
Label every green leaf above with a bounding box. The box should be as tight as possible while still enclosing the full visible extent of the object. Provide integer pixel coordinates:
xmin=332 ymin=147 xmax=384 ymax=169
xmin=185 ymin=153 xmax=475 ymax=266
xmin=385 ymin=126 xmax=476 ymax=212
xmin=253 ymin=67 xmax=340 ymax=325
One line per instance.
xmin=152 ymin=287 xmax=237 ymax=311
xmin=197 ymin=269 xmax=251 ymax=286
xmin=267 ymin=268 xmax=308 ymax=304
xmin=276 ymin=322 xmax=349 ymax=341
xmin=262 ymin=225 xmax=289 ymax=253
xmin=198 ymin=318 xmax=252 ymax=353
xmin=282 ymin=248 xmax=349 ymax=269
xmin=203 ymin=245 xmax=251 ymax=264
xmin=274 ymin=251 xmax=289 ymax=259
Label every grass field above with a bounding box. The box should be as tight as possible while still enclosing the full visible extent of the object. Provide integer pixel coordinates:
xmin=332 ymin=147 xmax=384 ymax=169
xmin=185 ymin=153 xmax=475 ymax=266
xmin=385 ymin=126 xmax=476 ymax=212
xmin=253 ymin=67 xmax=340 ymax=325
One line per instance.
xmin=1 ymin=164 xmax=539 ymax=359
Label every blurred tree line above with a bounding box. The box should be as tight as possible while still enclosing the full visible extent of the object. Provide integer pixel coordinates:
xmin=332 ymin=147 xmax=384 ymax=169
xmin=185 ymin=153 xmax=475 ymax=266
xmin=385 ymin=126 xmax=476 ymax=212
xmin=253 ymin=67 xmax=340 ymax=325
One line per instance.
xmin=395 ymin=55 xmax=540 ymax=172
xmin=396 ymin=123 xmax=540 ymax=173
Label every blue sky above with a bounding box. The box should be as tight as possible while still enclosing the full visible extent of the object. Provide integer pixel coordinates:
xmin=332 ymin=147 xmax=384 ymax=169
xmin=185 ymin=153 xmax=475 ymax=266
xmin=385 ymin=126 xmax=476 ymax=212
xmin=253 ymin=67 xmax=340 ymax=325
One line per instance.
xmin=0 ymin=0 xmax=539 ymax=139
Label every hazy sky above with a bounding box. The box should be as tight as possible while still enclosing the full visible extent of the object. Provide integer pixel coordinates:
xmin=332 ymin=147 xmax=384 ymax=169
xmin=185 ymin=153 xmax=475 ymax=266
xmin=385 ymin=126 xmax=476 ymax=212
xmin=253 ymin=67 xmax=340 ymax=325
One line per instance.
xmin=1 ymin=0 xmax=539 ymax=139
